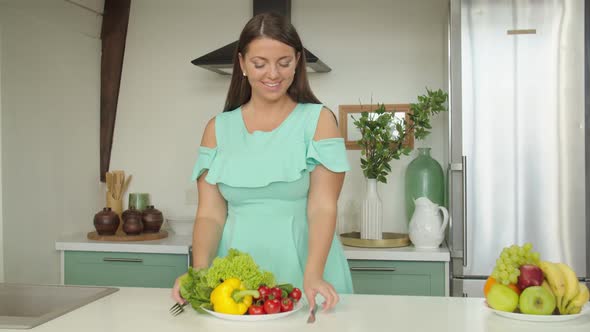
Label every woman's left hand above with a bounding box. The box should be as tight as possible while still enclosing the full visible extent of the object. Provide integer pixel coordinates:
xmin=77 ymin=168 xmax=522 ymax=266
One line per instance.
xmin=303 ymin=277 xmax=340 ymax=312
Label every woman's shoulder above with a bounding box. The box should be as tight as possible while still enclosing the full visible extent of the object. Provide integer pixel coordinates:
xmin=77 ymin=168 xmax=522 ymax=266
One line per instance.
xmin=200 ymin=117 xmax=217 ymax=148
xmin=202 ymin=107 xmax=244 ymax=148
xmin=297 ymin=103 xmax=340 ymax=140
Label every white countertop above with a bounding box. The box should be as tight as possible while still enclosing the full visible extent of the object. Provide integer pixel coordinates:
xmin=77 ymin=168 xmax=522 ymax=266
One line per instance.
xmin=343 ymin=242 xmax=450 ymax=262
xmin=55 ymin=233 xmax=450 ymax=261
xmin=55 ymin=232 xmax=191 ymax=254
xmin=4 ymin=287 xmax=588 ymax=332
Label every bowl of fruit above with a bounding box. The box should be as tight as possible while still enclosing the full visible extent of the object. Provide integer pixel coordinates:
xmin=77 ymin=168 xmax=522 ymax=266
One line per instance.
xmin=484 ymin=243 xmax=589 ymax=322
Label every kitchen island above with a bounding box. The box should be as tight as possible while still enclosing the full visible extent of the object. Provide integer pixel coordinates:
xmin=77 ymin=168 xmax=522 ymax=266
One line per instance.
xmin=3 ymin=287 xmax=588 ymax=332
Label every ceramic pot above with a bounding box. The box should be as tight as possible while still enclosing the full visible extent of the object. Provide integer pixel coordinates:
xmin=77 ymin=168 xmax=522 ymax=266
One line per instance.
xmin=122 ymin=207 xmax=143 ymax=235
xmin=93 ymin=207 xmax=120 ymax=235
xmin=142 ymin=205 xmax=163 ymax=233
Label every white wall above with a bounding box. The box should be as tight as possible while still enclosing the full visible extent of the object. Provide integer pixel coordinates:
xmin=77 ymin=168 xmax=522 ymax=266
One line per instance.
xmin=113 ymin=0 xmax=449 ymax=234
xmin=0 ymin=0 xmax=102 ymax=283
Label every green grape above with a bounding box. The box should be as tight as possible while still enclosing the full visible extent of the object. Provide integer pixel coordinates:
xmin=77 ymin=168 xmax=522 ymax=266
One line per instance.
xmin=509 ymin=274 xmax=518 ymax=284
xmin=499 ymin=263 xmax=506 ymax=271
xmin=517 ymin=247 xmax=525 ymax=256
xmin=500 ymin=271 xmax=509 ymax=280
xmin=532 ymin=252 xmax=540 ymax=261
xmin=501 ymin=279 xmax=510 ymax=285
xmin=523 ymin=242 xmax=533 ymax=251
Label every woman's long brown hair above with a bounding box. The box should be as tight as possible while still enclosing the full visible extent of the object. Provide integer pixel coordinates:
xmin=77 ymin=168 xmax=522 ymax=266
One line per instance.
xmin=222 ymin=12 xmax=321 ymax=112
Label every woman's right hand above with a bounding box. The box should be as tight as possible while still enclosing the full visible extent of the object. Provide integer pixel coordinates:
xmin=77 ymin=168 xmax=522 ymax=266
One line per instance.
xmin=171 ymin=275 xmax=187 ymax=304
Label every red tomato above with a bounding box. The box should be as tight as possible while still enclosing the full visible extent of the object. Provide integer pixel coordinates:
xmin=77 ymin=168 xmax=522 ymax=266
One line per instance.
xmin=263 ymin=298 xmax=281 ymax=314
xmin=248 ymin=304 xmax=265 ymax=315
xmin=270 ymin=287 xmax=283 ymax=299
xmin=257 ymin=285 xmax=271 ymax=300
xmin=280 ymin=298 xmax=294 ymax=312
xmin=289 ymin=288 xmax=302 ymax=302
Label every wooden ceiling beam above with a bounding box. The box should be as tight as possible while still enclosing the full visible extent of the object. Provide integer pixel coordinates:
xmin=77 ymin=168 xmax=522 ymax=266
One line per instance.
xmin=100 ymin=0 xmax=130 ymax=182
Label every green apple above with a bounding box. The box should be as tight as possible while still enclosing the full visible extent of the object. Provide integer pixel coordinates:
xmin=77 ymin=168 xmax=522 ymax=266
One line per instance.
xmin=487 ymin=284 xmax=519 ymax=312
xmin=519 ymin=286 xmax=556 ymax=315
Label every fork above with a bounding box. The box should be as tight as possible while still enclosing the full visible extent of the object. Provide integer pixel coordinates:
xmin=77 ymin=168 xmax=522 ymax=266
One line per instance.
xmin=169 ymin=302 xmax=188 ymax=316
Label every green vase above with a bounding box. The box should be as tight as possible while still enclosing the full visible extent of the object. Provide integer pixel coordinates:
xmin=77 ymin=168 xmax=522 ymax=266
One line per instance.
xmin=405 ymin=148 xmax=445 ymax=224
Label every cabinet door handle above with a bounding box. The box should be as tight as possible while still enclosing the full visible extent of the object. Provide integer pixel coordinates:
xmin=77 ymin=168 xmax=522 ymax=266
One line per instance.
xmin=350 ymin=267 xmax=396 ymax=272
xmin=103 ymin=257 xmax=143 ymax=263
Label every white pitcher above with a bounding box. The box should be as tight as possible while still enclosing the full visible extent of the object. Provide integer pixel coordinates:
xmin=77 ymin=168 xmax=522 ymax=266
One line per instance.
xmin=409 ymin=197 xmax=449 ymax=249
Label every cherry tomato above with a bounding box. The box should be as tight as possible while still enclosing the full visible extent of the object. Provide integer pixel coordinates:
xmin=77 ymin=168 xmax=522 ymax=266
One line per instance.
xmin=257 ymin=285 xmax=271 ymax=300
xmin=263 ymin=298 xmax=281 ymax=314
xmin=289 ymin=288 xmax=302 ymax=302
xmin=248 ymin=304 xmax=265 ymax=315
xmin=280 ymin=298 xmax=294 ymax=312
xmin=270 ymin=287 xmax=283 ymax=299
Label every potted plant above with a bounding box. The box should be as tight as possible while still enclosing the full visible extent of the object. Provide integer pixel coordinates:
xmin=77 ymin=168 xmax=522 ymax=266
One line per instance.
xmin=353 ymin=88 xmax=448 ymax=240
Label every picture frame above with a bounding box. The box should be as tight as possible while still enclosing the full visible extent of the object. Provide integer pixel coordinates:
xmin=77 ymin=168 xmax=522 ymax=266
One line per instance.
xmin=338 ymin=104 xmax=414 ymax=150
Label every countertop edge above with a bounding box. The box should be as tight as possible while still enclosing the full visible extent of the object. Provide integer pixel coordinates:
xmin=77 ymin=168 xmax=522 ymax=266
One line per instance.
xmin=55 ymin=232 xmax=191 ymax=255
xmin=342 ymin=243 xmax=451 ymax=262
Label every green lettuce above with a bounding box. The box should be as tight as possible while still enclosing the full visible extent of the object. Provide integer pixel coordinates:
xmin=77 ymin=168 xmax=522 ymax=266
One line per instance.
xmin=205 ymin=248 xmax=275 ymax=289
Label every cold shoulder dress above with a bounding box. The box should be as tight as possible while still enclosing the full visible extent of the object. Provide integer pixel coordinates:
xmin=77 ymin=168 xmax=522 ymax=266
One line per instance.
xmin=191 ymin=103 xmax=353 ymax=293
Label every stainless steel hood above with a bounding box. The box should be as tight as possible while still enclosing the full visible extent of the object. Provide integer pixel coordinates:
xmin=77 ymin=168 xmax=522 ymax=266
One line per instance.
xmin=191 ymin=0 xmax=331 ymax=75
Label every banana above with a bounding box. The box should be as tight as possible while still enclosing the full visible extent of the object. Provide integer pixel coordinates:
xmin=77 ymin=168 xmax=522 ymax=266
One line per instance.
xmin=565 ymin=283 xmax=589 ymax=315
xmin=541 ymin=280 xmax=554 ymax=297
xmin=539 ymin=261 xmax=566 ymax=302
xmin=555 ymin=263 xmax=580 ymax=314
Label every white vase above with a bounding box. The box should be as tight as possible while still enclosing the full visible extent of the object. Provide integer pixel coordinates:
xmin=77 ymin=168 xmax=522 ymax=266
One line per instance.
xmin=361 ymin=178 xmax=383 ymax=240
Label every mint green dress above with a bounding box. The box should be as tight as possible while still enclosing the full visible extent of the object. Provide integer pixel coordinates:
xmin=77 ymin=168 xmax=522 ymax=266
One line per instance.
xmin=191 ymin=103 xmax=353 ymax=293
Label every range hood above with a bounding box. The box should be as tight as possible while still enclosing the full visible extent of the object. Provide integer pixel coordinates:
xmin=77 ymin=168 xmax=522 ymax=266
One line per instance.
xmin=191 ymin=0 xmax=331 ymax=75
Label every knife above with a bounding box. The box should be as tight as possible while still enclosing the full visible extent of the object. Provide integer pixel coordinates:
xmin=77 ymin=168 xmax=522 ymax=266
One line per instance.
xmin=307 ymin=305 xmax=318 ymax=324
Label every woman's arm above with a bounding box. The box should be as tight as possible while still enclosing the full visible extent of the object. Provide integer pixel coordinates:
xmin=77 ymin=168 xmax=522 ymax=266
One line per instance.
xmin=192 ymin=117 xmax=227 ymax=269
xmin=305 ymin=108 xmax=346 ymax=311
xmin=192 ymin=171 xmax=227 ymax=268
xmin=172 ymin=118 xmax=227 ymax=303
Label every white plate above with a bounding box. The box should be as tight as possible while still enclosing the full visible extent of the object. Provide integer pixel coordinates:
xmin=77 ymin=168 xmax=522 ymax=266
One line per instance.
xmin=202 ymin=300 xmax=304 ymax=321
xmin=485 ymin=301 xmax=590 ymax=322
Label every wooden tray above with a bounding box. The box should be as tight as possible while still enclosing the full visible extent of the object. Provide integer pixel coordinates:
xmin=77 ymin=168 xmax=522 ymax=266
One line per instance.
xmin=340 ymin=232 xmax=410 ymax=248
xmin=87 ymin=230 xmax=168 ymax=242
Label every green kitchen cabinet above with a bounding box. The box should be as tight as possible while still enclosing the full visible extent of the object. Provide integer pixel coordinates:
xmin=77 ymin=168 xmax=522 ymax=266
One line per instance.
xmin=348 ymin=260 xmax=445 ymax=296
xmin=64 ymin=251 xmax=188 ymax=288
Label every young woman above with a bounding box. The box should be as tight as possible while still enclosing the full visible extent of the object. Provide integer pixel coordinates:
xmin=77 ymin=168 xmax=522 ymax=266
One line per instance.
xmin=172 ymin=12 xmax=353 ymax=312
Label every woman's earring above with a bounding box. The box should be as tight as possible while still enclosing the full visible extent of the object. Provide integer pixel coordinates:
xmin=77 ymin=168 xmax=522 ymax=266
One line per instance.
xmin=242 ymin=72 xmax=247 ymax=77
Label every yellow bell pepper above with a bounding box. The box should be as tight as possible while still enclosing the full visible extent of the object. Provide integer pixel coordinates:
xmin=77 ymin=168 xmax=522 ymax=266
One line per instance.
xmin=210 ymin=278 xmax=260 ymax=315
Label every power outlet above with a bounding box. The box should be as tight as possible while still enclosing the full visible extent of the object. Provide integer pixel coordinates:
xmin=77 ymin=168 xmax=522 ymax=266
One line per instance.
xmin=185 ymin=187 xmax=198 ymax=205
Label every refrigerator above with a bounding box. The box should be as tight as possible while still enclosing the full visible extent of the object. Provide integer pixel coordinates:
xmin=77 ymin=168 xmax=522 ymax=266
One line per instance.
xmin=448 ymin=0 xmax=589 ymax=297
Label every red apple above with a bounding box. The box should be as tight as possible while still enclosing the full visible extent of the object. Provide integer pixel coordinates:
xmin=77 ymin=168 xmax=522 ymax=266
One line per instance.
xmin=517 ymin=264 xmax=544 ymax=290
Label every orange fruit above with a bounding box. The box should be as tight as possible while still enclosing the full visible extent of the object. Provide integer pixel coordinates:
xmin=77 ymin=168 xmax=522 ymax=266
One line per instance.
xmin=484 ymin=276 xmax=521 ymax=297
xmin=508 ymin=283 xmax=521 ymax=295
xmin=483 ymin=276 xmax=497 ymax=297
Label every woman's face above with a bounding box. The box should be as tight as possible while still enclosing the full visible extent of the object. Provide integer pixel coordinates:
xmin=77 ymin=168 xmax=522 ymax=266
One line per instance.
xmin=239 ymin=37 xmax=300 ymax=102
